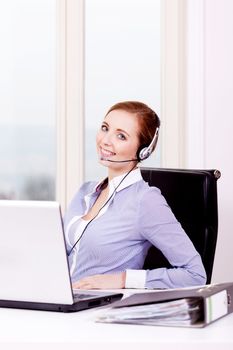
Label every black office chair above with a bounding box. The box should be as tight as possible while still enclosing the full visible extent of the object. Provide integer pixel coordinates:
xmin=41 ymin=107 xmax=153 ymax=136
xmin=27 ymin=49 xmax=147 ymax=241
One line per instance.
xmin=141 ymin=167 xmax=221 ymax=284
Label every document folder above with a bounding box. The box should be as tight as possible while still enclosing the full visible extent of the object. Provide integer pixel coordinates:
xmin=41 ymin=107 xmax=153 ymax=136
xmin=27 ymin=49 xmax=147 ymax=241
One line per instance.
xmin=97 ymin=282 xmax=233 ymax=327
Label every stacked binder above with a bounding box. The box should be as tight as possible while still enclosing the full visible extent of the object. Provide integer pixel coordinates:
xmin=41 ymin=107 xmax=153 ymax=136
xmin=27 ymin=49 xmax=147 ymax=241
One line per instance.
xmin=97 ymin=282 xmax=233 ymax=327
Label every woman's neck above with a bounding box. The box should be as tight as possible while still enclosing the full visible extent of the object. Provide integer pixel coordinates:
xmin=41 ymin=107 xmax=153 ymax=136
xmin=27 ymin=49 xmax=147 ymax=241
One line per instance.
xmin=107 ymin=165 xmax=138 ymax=181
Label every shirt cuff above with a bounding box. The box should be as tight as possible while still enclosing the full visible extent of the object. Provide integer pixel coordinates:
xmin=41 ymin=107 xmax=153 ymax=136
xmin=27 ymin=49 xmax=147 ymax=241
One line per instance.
xmin=125 ymin=269 xmax=147 ymax=289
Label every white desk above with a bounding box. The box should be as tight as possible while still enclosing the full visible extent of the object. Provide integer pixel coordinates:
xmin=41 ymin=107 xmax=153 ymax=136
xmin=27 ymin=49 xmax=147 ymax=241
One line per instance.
xmin=0 ymin=292 xmax=233 ymax=350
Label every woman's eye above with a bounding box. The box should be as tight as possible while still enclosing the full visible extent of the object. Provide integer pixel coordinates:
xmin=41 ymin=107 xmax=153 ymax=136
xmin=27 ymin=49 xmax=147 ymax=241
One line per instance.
xmin=117 ymin=133 xmax=126 ymax=140
xmin=101 ymin=124 xmax=108 ymax=132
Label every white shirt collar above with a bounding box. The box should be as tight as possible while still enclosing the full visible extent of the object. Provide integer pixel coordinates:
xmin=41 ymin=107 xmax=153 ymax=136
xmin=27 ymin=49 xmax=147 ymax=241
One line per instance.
xmin=87 ymin=167 xmax=142 ymax=197
xmin=83 ymin=168 xmax=142 ymax=215
xmin=109 ymin=167 xmax=142 ymax=193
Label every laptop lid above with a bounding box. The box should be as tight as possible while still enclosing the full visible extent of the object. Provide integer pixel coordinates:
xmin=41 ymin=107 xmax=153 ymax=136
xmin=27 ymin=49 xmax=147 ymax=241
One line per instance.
xmin=0 ymin=200 xmax=74 ymax=305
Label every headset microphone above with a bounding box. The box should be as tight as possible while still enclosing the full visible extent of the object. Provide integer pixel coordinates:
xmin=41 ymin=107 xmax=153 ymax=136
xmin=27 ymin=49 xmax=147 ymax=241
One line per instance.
xmin=100 ymin=157 xmax=137 ymax=163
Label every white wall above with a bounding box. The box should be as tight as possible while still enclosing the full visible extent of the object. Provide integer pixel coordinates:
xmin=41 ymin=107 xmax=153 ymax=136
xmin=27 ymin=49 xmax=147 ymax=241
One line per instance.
xmin=186 ymin=0 xmax=233 ymax=283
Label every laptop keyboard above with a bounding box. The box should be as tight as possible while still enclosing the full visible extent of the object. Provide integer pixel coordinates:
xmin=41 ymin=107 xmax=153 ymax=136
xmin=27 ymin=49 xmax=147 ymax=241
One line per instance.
xmin=73 ymin=292 xmax=100 ymax=301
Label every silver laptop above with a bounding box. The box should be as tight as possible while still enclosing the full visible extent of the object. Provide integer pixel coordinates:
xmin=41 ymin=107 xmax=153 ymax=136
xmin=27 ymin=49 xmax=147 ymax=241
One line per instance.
xmin=0 ymin=200 xmax=122 ymax=312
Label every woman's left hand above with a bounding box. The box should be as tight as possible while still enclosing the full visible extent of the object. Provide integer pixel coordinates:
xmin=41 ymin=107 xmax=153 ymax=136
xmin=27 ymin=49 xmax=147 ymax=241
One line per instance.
xmin=72 ymin=272 xmax=126 ymax=290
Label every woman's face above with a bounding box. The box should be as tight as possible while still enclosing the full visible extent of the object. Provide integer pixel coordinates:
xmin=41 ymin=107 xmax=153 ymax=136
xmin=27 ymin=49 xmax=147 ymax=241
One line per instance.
xmin=96 ymin=109 xmax=140 ymax=173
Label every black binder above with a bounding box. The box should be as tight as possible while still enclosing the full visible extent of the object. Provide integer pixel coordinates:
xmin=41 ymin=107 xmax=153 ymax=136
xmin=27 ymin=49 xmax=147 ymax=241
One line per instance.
xmin=97 ymin=282 xmax=233 ymax=327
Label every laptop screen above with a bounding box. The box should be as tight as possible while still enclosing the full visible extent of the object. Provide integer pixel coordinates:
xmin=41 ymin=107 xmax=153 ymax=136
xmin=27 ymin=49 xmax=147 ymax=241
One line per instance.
xmin=0 ymin=200 xmax=74 ymax=304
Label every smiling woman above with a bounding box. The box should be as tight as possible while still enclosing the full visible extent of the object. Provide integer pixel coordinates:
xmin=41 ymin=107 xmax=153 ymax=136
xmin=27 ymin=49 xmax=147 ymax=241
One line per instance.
xmin=95 ymin=101 xmax=160 ymax=178
xmin=64 ymin=100 xmax=206 ymax=290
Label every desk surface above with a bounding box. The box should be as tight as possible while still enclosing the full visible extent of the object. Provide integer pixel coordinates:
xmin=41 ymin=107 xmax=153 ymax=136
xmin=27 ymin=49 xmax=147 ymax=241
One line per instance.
xmin=0 ymin=290 xmax=233 ymax=350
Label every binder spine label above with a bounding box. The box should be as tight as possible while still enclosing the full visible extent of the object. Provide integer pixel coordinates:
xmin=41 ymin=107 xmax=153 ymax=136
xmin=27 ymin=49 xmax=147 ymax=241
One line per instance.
xmin=206 ymin=290 xmax=228 ymax=323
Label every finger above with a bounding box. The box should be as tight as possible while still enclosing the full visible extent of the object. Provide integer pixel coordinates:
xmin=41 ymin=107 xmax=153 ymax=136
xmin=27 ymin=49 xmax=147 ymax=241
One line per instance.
xmin=72 ymin=277 xmax=90 ymax=289
xmin=74 ymin=280 xmax=95 ymax=289
xmin=73 ymin=275 xmax=103 ymax=290
xmin=77 ymin=283 xmax=95 ymax=290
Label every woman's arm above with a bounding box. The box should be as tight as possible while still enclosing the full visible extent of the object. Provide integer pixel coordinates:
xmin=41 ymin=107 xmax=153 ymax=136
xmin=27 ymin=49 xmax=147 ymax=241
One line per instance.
xmin=136 ymin=189 xmax=207 ymax=289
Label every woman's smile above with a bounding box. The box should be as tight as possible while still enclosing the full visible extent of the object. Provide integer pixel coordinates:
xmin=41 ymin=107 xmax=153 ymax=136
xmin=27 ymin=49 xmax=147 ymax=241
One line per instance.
xmin=99 ymin=146 xmax=116 ymax=158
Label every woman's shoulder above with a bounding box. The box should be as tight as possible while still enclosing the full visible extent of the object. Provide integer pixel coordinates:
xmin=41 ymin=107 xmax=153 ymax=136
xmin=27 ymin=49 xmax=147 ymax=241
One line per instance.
xmin=78 ymin=180 xmax=98 ymax=195
xmin=136 ymin=180 xmax=176 ymax=225
xmin=69 ymin=180 xmax=98 ymax=202
xmin=136 ymin=179 xmax=162 ymax=196
xmin=136 ymin=179 xmax=167 ymax=206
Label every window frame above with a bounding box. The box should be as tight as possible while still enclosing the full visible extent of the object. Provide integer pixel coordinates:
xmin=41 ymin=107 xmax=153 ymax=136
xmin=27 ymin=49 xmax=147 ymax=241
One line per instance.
xmin=56 ymin=0 xmax=85 ymax=212
xmin=56 ymin=0 xmax=187 ymax=210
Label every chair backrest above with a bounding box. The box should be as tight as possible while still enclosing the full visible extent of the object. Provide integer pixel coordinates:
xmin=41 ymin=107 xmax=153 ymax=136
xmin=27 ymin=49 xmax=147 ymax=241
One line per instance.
xmin=141 ymin=167 xmax=221 ymax=284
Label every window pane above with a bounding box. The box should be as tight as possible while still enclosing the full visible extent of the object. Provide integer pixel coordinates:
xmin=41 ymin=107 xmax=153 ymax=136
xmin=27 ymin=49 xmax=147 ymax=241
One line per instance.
xmin=85 ymin=0 xmax=161 ymax=181
xmin=0 ymin=0 xmax=56 ymax=200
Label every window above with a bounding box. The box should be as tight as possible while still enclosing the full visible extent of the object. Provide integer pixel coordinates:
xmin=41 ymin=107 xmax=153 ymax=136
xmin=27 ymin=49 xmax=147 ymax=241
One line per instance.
xmin=85 ymin=0 xmax=161 ymax=181
xmin=0 ymin=0 xmax=56 ymax=200
xmin=56 ymin=0 xmax=185 ymax=209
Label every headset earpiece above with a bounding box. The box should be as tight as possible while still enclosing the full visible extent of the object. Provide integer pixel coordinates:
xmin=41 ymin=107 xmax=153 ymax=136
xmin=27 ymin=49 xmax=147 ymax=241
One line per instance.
xmin=138 ymin=146 xmax=153 ymax=161
xmin=136 ymin=145 xmax=148 ymax=162
xmin=137 ymin=127 xmax=159 ymax=161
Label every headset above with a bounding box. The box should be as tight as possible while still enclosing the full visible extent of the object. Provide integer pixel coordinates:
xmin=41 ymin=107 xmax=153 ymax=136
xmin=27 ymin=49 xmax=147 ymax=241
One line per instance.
xmin=101 ymin=126 xmax=160 ymax=163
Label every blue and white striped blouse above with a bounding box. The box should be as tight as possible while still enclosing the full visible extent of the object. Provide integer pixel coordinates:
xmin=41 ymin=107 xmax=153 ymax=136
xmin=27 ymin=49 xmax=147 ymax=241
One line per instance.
xmin=64 ymin=168 xmax=206 ymax=289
